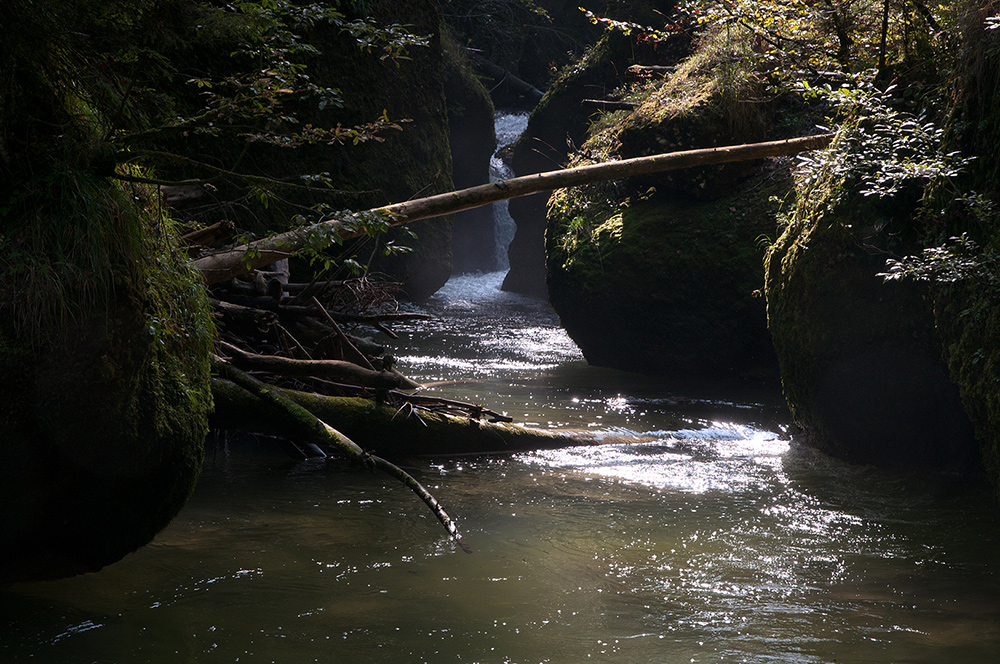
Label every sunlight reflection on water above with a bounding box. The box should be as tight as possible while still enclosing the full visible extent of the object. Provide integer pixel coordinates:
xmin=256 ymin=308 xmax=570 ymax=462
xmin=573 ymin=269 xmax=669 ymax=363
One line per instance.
xmin=3 ymin=272 xmax=1000 ymax=664
xmin=525 ymin=426 xmax=790 ymax=493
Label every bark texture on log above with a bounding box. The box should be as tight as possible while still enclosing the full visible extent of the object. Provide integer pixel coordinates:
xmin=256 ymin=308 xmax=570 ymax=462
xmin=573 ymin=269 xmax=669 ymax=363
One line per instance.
xmin=210 ymin=381 xmax=579 ymax=457
xmin=194 ymin=134 xmax=835 ymax=284
xmin=219 ymin=341 xmax=419 ymax=390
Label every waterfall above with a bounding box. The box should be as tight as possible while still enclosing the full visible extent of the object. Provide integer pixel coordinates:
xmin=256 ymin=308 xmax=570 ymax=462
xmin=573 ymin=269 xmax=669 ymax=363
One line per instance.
xmin=490 ymin=111 xmax=530 ymax=271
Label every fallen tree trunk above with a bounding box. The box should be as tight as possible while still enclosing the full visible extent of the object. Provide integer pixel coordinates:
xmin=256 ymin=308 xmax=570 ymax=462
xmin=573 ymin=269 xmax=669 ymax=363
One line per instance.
xmin=210 ymin=380 xmax=579 ymax=457
xmin=211 ymin=363 xmax=471 ymax=552
xmin=219 ymin=340 xmax=420 ymax=390
xmin=194 ymin=134 xmax=836 ymax=284
xmin=582 ymin=99 xmax=638 ymax=111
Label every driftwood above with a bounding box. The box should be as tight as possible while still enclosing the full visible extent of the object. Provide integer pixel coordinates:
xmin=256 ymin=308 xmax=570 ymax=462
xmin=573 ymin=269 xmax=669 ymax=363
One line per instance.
xmin=182 ymin=219 xmax=236 ymax=246
xmin=582 ymin=99 xmax=638 ymax=111
xmin=162 ymin=182 xmax=213 ymax=208
xmin=218 ymin=340 xmax=420 ymax=390
xmin=210 ymin=298 xmax=278 ymax=334
xmin=627 ymin=64 xmax=677 ymax=77
xmin=212 ymin=362 xmax=472 ymax=553
xmin=309 ymin=296 xmax=376 ymax=370
xmin=194 ymin=134 xmax=836 ymax=284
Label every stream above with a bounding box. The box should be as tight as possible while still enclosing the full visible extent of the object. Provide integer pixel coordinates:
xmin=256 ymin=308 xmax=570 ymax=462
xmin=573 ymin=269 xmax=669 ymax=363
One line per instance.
xmin=2 ymin=113 xmax=1000 ymax=663
xmin=2 ymin=270 xmax=999 ymax=664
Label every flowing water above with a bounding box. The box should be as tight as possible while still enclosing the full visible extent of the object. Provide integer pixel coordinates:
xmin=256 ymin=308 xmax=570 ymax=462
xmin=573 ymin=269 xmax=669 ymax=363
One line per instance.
xmin=3 ymin=271 xmax=999 ymax=664
xmin=489 ymin=111 xmax=528 ymax=271
xmin=3 ymin=113 xmax=1000 ymax=663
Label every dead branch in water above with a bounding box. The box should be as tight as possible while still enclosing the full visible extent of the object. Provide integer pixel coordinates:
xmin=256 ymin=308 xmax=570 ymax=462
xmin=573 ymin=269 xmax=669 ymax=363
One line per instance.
xmin=212 ymin=359 xmax=473 ymax=553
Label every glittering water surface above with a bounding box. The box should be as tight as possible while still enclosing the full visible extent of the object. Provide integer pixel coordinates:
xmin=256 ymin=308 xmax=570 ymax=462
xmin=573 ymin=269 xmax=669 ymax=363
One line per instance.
xmin=2 ymin=273 xmax=999 ymax=664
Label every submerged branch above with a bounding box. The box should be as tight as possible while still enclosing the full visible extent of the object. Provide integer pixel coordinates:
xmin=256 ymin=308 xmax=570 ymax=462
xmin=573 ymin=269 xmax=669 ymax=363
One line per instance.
xmin=211 ymin=358 xmax=472 ymax=553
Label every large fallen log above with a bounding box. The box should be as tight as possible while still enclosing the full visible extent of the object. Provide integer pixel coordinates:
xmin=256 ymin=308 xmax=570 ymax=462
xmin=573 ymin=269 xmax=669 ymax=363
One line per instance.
xmin=194 ymin=134 xmax=836 ymax=284
xmin=218 ymin=340 xmax=420 ymax=390
xmin=210 ymin=380 xmax=580 ymax=457
xmin=211 ymin=362 xmax=471 ymax=552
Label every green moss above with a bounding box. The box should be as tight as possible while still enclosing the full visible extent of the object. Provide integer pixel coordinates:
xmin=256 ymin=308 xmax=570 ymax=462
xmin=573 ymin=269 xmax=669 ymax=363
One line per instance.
xmin=764 ymin=180 xmax=978 ymax=469
xmin=0 ymin=171 xmax=213 ymax=583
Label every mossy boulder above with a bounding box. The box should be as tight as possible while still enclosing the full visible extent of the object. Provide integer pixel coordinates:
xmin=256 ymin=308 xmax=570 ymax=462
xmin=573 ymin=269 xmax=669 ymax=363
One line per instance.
xmin=0 ymin=177 xmax=214 ymax=584
xmin=764 ymin=190 xmax=978 ymax=470
xmin=544 ymin=45 xmax=794 ymax=385
xmin=504 ymin=25 xmax=691 ymax=297
xmin=546 ymin=170 xmax=784 ymax=385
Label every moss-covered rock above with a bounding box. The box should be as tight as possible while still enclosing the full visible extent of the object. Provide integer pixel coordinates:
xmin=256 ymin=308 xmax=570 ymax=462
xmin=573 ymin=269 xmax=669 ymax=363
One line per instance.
xmin=546 ymin=169 xmax=785 ymax=384
xmin=0 ymin=175 xmax=214 ymax=584
xmin=764 ymin=186 xmax=978 ymax=470
xmin=925 ymin=10 xmax=1000 ymax=492
xmin=543 ymin=35 xmax=798 ymax=385
xmin=504 ymin=24 xmax=691 ymax=297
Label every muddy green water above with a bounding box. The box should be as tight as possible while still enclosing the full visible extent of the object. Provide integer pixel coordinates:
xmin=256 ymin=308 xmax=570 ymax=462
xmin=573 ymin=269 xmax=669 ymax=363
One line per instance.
xmin=2 ymin=273 xmax=999 ymax=663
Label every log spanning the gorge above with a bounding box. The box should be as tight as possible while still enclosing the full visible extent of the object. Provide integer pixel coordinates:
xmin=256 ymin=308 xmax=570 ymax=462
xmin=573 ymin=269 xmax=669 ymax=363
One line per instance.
xmin=194 ymin=134 xmax=835 ymax=284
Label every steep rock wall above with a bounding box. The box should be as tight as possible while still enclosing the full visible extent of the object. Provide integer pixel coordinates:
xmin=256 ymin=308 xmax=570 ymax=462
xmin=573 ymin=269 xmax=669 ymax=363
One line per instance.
xmin=443 ymin=35 xmax=498 ymax=274
xmin=764 ymin=192 xmax=979 ymax=470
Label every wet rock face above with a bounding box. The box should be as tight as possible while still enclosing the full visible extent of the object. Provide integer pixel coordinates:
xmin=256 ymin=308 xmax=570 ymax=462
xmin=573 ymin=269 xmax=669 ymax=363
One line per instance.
xmin=764 ymin=199 xmax=979 ymax=471
xmin=304 ymin=0 xmax=456 ymax=300
xmin=444 ymin=38 xmax=498 ymax=275
xmin=170 ymin=0 xmax=459 ymax=301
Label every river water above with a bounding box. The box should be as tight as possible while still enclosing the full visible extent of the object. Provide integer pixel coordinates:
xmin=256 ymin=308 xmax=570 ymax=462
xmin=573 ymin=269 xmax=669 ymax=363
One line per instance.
xmin=3 ymin=270 xmax=999 ymax=664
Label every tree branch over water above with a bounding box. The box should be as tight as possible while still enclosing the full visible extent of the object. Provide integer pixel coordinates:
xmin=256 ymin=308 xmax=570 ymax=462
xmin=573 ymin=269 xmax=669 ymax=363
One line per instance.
xmin=194 ymin=133 xmax=835 ymax=284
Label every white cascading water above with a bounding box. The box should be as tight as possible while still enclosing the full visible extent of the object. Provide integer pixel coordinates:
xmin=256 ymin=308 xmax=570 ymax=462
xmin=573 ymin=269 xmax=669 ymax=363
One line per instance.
xmin=490 ymin=111 xmax=530 ymax=271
